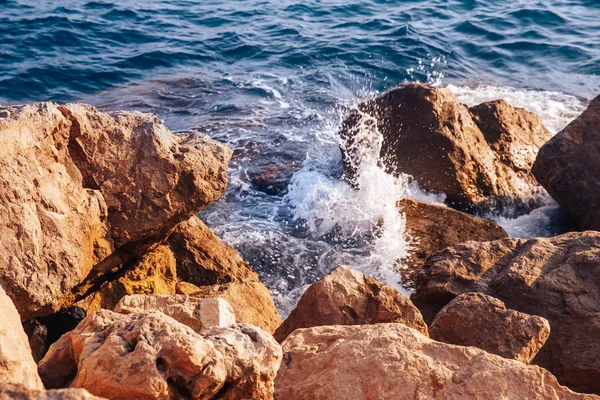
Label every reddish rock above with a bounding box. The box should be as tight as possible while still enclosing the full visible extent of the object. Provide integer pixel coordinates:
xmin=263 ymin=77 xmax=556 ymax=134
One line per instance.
xmin=0 ymin=385 xmax=104 ymax=400
xmin=532 ymin=94 xmax=600 ymax=230
xmin=429 ymin=293 xmax=550 ymax=364
xmin=273 ymin=265 xmax=427 ymax=342
xmin=400 ymin=198 xmax=508 ymax=288
xmin=413 ymin=231 xmax=600 ymax=394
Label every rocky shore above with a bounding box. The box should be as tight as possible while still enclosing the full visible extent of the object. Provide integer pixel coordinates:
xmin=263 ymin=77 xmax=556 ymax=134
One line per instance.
xmin=1 ymin=85 xmax=599 ymax=399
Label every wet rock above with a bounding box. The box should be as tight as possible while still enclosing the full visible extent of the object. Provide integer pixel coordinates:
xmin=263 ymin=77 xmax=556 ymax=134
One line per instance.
xmin=273 ymin=265 xmax=427 ymax=342
xmin=0 ymin=103 xmax=231 ymax=320
xmin=0 ymin=285 xmax=43 ymax=390
xmin=532 ymin=94 xmax=600 ymax=230
xmin=0 ymin=385 xmax=105 ymax=400
xmin=400 ymin=198 xmax=508 ymax=288
xmin=275 ymin=323 xmax=595 ymax=400
xmin=247 ymin=162 xmax=300 ymax=196
xmin=429 ymin=293 xmax=550 ymax=364
xmin=339 ymin=84 xmax=550 ymax=212
xmin=178 ymin=281 xmax=282 ymax=334
xmin=114 ymin=295 xmax=236 ymax=331
xmin=39 ymin=310 xmax=281 ymax=400
xmin=412 ymin=231 xmax=600 ymax=394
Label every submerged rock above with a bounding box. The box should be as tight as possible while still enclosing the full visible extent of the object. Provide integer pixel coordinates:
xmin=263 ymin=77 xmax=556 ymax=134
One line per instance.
xmin=0 ymin=103 xmax=231 ymax=320
xmin=429 ymin=293 xmax=550 ymax=364
xmin=273 ymin=265 xmax=427 ymax=342
xmin=533 ymin=94 xmax=600 ymax=231
xmin=0 ymin=385 xmax=104 ymax=400
xmin=0 ymin=285 xmax=43 ymax=390
xmin=275 ymin=323 xmax=595 ymax=400
xmin=38 ymin=310 xmax=282 ymax=400
xmin=400 ymin=198 xmax=508 ymax=287
xmin=413 ymin=231 xmax=600 ymax=394
xmin=339 ymin=84 xmax=551 ymax=212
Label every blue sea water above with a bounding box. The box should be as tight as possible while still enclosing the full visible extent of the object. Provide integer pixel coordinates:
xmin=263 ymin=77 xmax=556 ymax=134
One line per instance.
xmin=1 ymin=0 xmax=599 ymax=313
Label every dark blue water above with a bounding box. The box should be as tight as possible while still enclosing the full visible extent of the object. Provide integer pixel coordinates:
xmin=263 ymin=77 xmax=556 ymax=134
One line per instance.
xmin=2 ymin=0 xmax=598 ymax=313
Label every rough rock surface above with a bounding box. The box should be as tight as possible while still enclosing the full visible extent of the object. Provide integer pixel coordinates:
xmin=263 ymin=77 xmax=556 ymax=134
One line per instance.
xmin=413 ymin=231 xmax=600 ymax=394
xmin=532 ymin=94 xmax=600 ymax=230
xmin=0 ymin=385 xmax=104 ymax=400
xmin=274 ymin=265 xmax=427 ymax=342
xmin=178 ymin=281 xmax=282 ymax=334
xmin=429 ymin=293 xmax=550 ymax=364
xmin=275 ymin=324 xmax=598 ymax=400
xmin=0 ymin=285 xmax=43 ymax=390
xmin=339 ymin=84 xmax=551 ymax=211
xmin=0 ymin=103 xmax=231 ymax=319
xmin=39 ymin=310 xmax=282 ymax=400
xmin=400 ymin=198 xmax=507 ymax=287
xmin=114 ymin=294 xmax=236 ymax=331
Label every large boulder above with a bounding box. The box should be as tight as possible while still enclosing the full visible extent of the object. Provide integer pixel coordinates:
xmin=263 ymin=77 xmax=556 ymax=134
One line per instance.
xmin=0 ymin=385 xmax=104 ymax=400
xmin=532 ymin=94 xmax=600 ymax=230
xmin=413 ymin=231 xmax=600 ymax=394
xmin=177 ymin=280 xmax=282 ymax=334
xmin=38 ymin=310 xmax=282 ymax=400
xmin=114 ymin=294 xmax=236 ymax=331
xmin=0 ymin=285 xmax=43 ymax=390
xmin=0 ymin=103 xmax=231 ymax=320
xmin=429 ymin=293 xmax=550 ymax=364
xmin=339 ymin=84 xmax=551 ymax=211
xmin=273 ymin=265 xmax=427 ymax=342
xmin=275 ymin=323 xmax=596 ymax=400
xmin=400 ymin=198 xmax=508 ymax=287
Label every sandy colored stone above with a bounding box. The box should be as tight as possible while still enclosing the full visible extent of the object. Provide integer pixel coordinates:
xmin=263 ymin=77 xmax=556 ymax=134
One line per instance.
xmin=114 ymin=294 xmax=236 ymax=331
xmin=429 ymin=293 xmax=550 ymax=364
xmin=0 ymin=285 xmax=43 ymax=390
xmin=0 ymin=385 xmax=104 ymax=400
xmin=339 ymin=84 xmax=550 ymax=211
xmin=274 ymin=265 xmax=427 ymax=342
xmin=0 ymin=103 xmax=231 ymax=320
xmin=167 ymin=215 xmax=259 ymax=286
xmin=532 ymin=94 xmax=600 ymax=230
xmin=76 ymin=245 xmax=177 ymax=313
xmin=39 ymin=310 xmax=281 ymax=400
xmin=413 ymin=231 xmax=600 ymax=394
xmin=275 ymin=324 xmax=598 ymax=400
xmin=179 ymin=281 xmax=282 ymax=334
xmin=400 ymin=198 xmax=507 ymax=288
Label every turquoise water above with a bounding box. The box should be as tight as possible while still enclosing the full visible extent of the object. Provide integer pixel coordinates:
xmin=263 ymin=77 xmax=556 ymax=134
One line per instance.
xmin=2 ymin=0 xmax=598 ymax=313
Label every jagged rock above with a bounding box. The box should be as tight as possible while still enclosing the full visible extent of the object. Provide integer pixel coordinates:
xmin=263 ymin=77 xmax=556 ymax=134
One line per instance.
xmin=273 ymin=265 xmax=427 ymax=342
xmin=532 ymin=94 xmax=600 ymax=230
xmin=114 ymin=295 xmax=236 ymax=331
xmin=339 ymin=84 xmax=551 ymax=211
xmin=178 ymin=281 xmax=282 ymax=334
xmin=412 ymin=231 xmax=600 ymax=394
xmin=0 ymin=103 xmax=231 ymax=320
xmin=22 ymin=320 xmax=48 ymax=363
xmin=166 ymin=215 xmax=259 ymax=286
xmin=429 ymin=293 xmax=550 ymax=364
xmin=39 ymin=310 xmax=282 ymax=399
xmin=0 ymin=285 xmax=43 ymax=389
xmin=275 ymin=324 xmax=598 ymax=400
xmin=400 ymin=198 xmax=508 ymax=288
xmin=247 ymin=162 xmax=299 ymax=196
xmin=0 ymin=385 xmax=104 ymax=400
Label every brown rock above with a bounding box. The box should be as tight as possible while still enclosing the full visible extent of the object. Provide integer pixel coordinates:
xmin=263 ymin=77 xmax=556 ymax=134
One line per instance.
xmin=339 ymin=84 xmax=550 ymax=211
xmin=273 ymin=265 xmax=427 ymax=342
xmin=532 ymin=94 xmax=600 ymax=230
xmin=166 ymin=215 xmax=259 ymax=286
xmin=412 ymin=231 xmax=600 ymax=394
xmin=0 ymin=103 xmax=231 ymax=320
xmin=0 ymin=285 xmax=43 ymax=390
xmin=275 ymin=324 xmax=595 ymax=400
xmin=0 ymin=385 xmax=104 ymax=400
xmin=182 ymin=281 xmax=282 ymax=334
xmin=400 ymin=198 xmax=508 ymax=287
xmin=429 ymin=293 xmax=550 ymax=364
xmin=38 ymin=310 xmax=282 ymax=400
